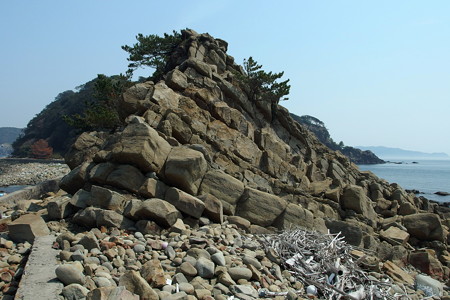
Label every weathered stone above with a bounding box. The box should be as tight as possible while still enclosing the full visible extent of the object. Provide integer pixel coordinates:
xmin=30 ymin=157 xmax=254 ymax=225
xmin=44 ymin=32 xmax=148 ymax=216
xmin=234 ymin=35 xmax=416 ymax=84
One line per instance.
xmin=138 ymin=178 xmax=168 ymax=199
xmin=55 ymin=262 xmax=85 ymax=285
xmin=166 ymin=68 xmax=189 ymax=91
xmin=195 ymin=257 xmax=215 ymax=279
xmin=60 ymin=162 xmax=92 ymax=195
xmin=72 ymin=207 xmax=100 ymax=228
xmin=70 ymin=189 xmax=92 ymax=209
xmin=135 ymin=198 xmax=180 ymax=227
xmin=179 ymin=261 xmax=198 ymax=277
xmin=105 ymin=164 xmax=145 ymax=193
xmin=118 ymin=270 xmax=159 ymax=300
xmin=199 ymin=170 xmax=244 ymax=213
xmin=403 ymin=213 xmax=445 ymax=241
xmin=383 ymin=260 xmax=414 ymax=285
xmin=47 ymin=196 xmax=77 ymax=220
xmin=409 ymin=250 xmax=444 ymax=279
xmin=274 ymin=203 xmax=314 ymax=230
xmin=165 ymin=187 xmax=205 ymax=219
xmin=198 ymin=194 xmax=223 ymax=224
xmin=8 ymin=214 xmax=50 ymax=243
xmin=109 ymin=122 xmax=172 ymax=174
xmin=341 ymin=185 xmax=377 ymax=220
xmin=164 ymin=146 xmax=207 ymax=195
xmin=151 ymin=81 xmax=182 ymax=110
xmin=380 ymin=226 xmax=409 ymax=246
xmin=91 ymin=185 xmax=127 ymax=213
xmin=398 ymin=202 xmax=418 ymax=215
xmin=89 ymin=162 xmax=116 ymax=185
xmin=135 ymin=220 xmax=162 ymax=235
xmin=141 ymin=259 xmax=166 ymax=288
xmin=78 ymin=232 xmax=99 ymax=251
xmin=62 ymin=283 xmax=89 ymax=299
xmin=226 ymin=216 xmax=251 ymax=232
xmin=236 ymin=187 xmax=287 ymax=227
xmin=228 ymin=267 xmax=252 ymax=281
xmin=96 ymin=209 xmax=135 ymax=229
xmin=325 ymin=220 xmax=363 ymax=247
xmin=119 ymin=82 xmax=154 ymax=119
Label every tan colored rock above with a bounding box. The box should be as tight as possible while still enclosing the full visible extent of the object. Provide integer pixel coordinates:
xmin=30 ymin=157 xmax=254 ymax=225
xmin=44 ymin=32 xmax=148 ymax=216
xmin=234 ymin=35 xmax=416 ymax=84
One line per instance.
xmin=341 ymin=185 xmax=377 ymax=221
xmin=8 ymin=214 xmax=50 ymax=243
xmin=138 ymin=178 xmax=168 ymax=199
xmin=409 ymin=250 xmax=444 ymax=279
xmin=199 ymin=170 xmax=244 ymax=214
xmin=380 ymin=226 xmax=410 ymax=245
xmin=135 ymin=198 xmax=180 ymax=227
xmin=166 ymin=68 xmax=189 ymax=91
xmin=398 ymin=202 xmax=418 ymax=215
xmin=141 ymin=259 xmax=166 ymax=288
xmin=227 ymin=216 xmax=251 ymax=232
xmin=119 ymin=81 xmax=154 ymax=119
xmin=90 ymin=185 xmax=127 ymax=213
xmin=274 ymin=203 xmax=314 ymax=230
xmin=118 ymin=270 xmax=159 ymax=300
xmin=165 ymin=187 xmax=205 ymax=219
xmin=110 ymin=122 xmax=172 ymax=174
xmin=105 ymin=164 xmax=145 ymax=193
xmin=236 ymin=187 xmax=287 ymax=227
xmin=403 ymin=213 xmax=445 ymax=241
xmin=198 ymin=194 xmax=223 ymax=224
xmin=383 ymin=260 xmax=414 ymax=285
xmin=164 ymin=146 xmax=208 ymax=195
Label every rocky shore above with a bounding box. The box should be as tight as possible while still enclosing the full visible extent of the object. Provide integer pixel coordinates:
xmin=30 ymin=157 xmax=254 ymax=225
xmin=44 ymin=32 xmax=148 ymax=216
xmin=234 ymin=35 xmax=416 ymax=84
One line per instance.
xmin=0 ymin=159 xmax=70 ymax=187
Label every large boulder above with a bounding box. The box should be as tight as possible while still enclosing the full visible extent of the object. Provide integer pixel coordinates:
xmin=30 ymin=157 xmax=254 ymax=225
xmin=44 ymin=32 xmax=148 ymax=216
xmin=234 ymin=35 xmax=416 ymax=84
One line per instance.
xmin=199 ymin=170 xmax=244 ymax=215
xmin=109 ymin=121 xmax=172 ymax=174
xmin=118 ymin=270 xmax=159 ymax=300
xmin=105 ymin=164 xmax=145 ymax=193
xmin=165 ymin=187 xmax=205 ymax=219
xmin=164 ymin=146 xmax=208 ymax=195
xmin=134 ymin=198 xmax=180 ymax=227
xmin=403 ymin=213 xmax=445 ymax=242
xmin=236 ymin=187 xmax=287 ymax=227
xmin=274 ymin=203 xmax=315 ymax=230
xmin=325 ymin=219 xmax=363 ymax=247
xmin=8 ymin=214 xmax=50 ymax=243
xmin=341 ymin=185 xmax=377 ymax=221
xmin=90 ymin=185 xmax=127 ymax=213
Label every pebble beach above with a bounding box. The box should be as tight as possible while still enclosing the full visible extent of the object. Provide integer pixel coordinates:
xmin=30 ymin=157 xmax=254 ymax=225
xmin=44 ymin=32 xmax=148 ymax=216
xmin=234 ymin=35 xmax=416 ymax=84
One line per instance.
xmin=0 ymin=159 xmax=70 ymax=188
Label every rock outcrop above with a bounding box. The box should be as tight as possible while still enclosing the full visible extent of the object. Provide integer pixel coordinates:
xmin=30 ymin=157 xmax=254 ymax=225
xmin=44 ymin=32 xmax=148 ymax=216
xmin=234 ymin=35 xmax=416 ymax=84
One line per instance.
xmin=44 ymin=29 xmax=450 ymax=297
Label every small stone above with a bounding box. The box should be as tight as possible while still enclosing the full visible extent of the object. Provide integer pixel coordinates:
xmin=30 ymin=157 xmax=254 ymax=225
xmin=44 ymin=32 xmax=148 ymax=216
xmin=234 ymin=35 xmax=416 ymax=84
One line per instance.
xmin=180 ymin=261 xmax=197 ymax=277
xmin=133 ymin=244 xmax=146 ymax=253
xmin=55 ymin=262 xmax=86 ymax=285
xmin=62 ymin=283 xmax=89 ymax=299
xmin=94 ymin=276 xmax=113 ymax=287
xmin=228 ymin=267 xmax=252 ymax=281
xmin=178 ymin=282 xmax=195 ymax=294
xmin=195 ymin=257 xmax=215 ymax=279
xmin=211 ymin=252 xmax=226 ymax=266
xmin=7 ymin=255 xmax=22 ymax=265
xmin=243 ymin=255 xmax=262 ymax=269
xmin=70 ymin=250 xmax=85 ymax=262
xmin=59 ymin=250 xmax=72 ymax=261
xmin=78 ymin=232 xmax=99 ymax=251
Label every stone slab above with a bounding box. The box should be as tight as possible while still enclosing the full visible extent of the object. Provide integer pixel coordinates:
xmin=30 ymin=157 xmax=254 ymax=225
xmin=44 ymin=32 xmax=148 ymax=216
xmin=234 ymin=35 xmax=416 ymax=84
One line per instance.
xmin=15 ymin=235 xmax=63 ymax=300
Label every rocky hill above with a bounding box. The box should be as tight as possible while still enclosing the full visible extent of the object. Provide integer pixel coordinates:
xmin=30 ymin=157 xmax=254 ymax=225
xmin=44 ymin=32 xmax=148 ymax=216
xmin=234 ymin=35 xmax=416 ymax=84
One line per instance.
xmin=291 ymin=114 xmax=384 ymax=164
xmin=2 ymin=30 xmax=449 ymax=299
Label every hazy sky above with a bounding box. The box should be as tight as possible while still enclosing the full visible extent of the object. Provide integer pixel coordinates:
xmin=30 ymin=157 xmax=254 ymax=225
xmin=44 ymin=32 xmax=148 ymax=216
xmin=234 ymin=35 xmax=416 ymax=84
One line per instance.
xmin=1 ymin=1 xmax=449 ymax=154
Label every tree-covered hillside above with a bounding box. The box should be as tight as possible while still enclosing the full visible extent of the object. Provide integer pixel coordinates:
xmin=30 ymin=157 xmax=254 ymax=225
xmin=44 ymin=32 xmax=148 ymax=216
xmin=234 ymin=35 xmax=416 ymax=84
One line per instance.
xmin=291 ymin=114 xmax=384 ymax=164
xmin=12 ymin=79 xmax=99 ymax=157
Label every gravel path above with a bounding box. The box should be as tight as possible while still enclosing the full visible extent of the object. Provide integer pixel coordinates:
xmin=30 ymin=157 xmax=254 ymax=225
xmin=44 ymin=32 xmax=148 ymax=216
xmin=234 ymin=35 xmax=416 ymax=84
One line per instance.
xmin=0 ymin=159 xmax=70 ymax=187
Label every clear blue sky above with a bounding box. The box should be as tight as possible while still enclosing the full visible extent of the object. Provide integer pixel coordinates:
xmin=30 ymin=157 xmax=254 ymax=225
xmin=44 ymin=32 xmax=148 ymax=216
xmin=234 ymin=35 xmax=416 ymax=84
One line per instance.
xmin=1 ymin=1 xmax=449 ymax=154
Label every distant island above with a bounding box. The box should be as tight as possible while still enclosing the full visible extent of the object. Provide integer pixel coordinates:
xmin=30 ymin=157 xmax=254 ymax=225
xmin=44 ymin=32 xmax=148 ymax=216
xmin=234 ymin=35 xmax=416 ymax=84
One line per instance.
xmin=0 ymin=127 xmax=23 ymax=157
xmin=355 ymin=146 xmax=449 ymax=160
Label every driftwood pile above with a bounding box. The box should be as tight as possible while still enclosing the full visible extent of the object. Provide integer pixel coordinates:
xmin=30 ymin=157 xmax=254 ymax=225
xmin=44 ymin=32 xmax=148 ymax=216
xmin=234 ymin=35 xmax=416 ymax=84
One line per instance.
xmin=260 ymin=229 xmax=410 ymax=299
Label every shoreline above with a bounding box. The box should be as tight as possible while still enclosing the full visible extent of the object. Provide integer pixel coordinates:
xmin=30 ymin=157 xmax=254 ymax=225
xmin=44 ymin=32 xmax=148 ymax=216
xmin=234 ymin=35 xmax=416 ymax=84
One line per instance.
xmin=0 ymin=158 xmax=70 ymax=187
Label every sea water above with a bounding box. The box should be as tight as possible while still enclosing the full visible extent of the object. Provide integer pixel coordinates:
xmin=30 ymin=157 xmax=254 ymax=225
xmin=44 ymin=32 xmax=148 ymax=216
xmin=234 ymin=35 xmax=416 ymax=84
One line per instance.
xmin=358 ymin=159 xmax=450 ymax=202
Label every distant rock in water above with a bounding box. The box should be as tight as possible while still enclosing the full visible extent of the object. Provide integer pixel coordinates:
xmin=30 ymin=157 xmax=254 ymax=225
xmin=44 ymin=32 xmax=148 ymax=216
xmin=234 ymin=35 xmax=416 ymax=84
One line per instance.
xmin=435 ymin=191 xmax=450 ymax=196
xmin=290 ymin=114 xmax=384 ymax=164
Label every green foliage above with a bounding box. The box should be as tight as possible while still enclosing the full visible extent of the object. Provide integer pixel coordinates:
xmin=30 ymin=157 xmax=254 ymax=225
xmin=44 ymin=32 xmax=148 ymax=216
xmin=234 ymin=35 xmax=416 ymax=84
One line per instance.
xmin=122 ymin=30 xmax=183 ymax=80
xmin=236 ymin=57 xmax=291 ymax=104
xmin=63 ymin=74 xmax=130 ymax=131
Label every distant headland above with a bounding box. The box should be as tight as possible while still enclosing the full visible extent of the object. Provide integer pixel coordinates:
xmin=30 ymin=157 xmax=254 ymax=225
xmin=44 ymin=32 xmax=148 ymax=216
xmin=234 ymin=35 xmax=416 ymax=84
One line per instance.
xmin=355 ymin=145 xmax=449 ymax=160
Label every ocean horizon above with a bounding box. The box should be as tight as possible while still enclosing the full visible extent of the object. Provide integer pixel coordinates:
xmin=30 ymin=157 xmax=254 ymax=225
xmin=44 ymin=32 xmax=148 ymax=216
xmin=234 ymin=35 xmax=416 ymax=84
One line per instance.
xmin=358 ymin=158 xmax=450 ymax=202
